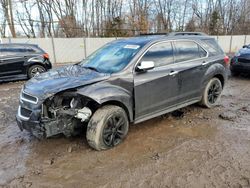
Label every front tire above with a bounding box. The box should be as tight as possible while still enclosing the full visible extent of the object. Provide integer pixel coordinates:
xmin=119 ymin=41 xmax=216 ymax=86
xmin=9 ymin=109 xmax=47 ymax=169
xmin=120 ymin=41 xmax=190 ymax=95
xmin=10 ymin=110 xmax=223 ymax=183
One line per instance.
xmin=200 ymin=78 xmax=223 ymax=108
xmin=86 ymin=105 xmax=129 ymax=150
xmin=28 ymin=65 xmax=46 ymax=78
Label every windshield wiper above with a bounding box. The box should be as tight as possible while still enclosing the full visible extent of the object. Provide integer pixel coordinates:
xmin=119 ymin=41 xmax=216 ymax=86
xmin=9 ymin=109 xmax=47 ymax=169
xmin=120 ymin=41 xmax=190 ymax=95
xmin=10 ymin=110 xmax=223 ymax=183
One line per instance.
xmin=84 ymin=66 xmax=100 ymax=72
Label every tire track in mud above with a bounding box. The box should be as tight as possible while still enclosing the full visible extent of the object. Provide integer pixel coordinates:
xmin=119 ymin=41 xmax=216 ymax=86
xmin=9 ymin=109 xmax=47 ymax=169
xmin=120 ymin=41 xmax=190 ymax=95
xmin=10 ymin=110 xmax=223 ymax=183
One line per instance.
xmin=1 ymin=77 xmax=250 ymax=187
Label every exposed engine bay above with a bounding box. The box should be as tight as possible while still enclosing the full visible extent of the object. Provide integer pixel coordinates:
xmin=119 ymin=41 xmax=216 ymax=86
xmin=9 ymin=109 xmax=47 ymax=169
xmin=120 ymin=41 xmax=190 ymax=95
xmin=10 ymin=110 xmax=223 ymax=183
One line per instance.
xmin=41 ymin=91 xmax=96 ymax=137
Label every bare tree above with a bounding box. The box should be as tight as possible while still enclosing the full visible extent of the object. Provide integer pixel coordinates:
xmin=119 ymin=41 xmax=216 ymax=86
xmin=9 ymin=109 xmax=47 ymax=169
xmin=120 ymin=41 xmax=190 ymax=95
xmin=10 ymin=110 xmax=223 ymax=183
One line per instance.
xmin=0 ymin=0 xmax=250 ymax=37
xmin=0 ymin=0 xmax=16 ymax=37
xmin=16 ymin=0 xmax=37 ymax=38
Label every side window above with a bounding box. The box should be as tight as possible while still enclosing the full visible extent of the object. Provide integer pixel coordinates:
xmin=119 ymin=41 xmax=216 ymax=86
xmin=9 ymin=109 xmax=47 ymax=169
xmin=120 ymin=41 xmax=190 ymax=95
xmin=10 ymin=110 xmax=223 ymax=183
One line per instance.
xmin=201 ymin=39 xmax=224 ymax=56
xmin=13 ymin=46 xmax=27 ymax=53
xmin=198 ymin=45 xmax=207 ymax=57
xmin=25 ymin=47 xmax=36 ymax=53
xmin=174 ymin=41 xmax=205 ymax=62
xmin=3 ymin=45 xmax=27 ymax=53
xmin=141 ymin=42 xmax=174 ymax=67
xmin=0 ymin=45 xmax=15 ymax=56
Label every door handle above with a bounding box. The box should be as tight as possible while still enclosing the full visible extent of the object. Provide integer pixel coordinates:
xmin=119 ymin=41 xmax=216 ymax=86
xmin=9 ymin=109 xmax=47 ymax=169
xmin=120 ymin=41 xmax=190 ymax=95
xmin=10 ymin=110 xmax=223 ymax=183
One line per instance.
xmin=169 ymin=71 xmax=178 ymax=76
xmin=202 ymin=61 xmax=210 ymax=66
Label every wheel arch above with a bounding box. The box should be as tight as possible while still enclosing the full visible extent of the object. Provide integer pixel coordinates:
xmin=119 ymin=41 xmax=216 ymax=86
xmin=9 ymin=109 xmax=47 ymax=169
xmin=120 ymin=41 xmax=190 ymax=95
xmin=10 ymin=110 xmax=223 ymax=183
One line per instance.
xmin=101 ymin=100 xmax=131 ymax=122
xmin=203 ymin=63 xmax=227 ymax=88
xmin=213 ymin=74 xmax=225 ymax=88
xmin=25 ymin=62 xmax=47 ymax=75
xmin=76 ymin=84 xmax=134 ymax=122
xmin=76 ymin=94 xmax=132 ymax=123
xmin=26 ymin=62 xmax=46 ymax=69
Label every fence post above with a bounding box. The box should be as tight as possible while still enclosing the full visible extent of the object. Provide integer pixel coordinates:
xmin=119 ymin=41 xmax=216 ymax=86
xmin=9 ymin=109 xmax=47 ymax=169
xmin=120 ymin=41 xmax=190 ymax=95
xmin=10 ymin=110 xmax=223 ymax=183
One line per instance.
xmin=51 ymin=36 xmax=57 ymax=64
xmin=83 ymin=37 xmax=87 ymax=59
xmin=244 ymin=35 xmax=247 ymax=45
xmin=229 ymin=35 xmax=233 ymax=53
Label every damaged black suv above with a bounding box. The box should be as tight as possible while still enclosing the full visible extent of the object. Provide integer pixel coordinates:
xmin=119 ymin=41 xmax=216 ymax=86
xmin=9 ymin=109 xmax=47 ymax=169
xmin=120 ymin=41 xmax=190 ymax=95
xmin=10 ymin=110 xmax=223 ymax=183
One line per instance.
xmin=16 ymin=33 xmax=228 ymax=150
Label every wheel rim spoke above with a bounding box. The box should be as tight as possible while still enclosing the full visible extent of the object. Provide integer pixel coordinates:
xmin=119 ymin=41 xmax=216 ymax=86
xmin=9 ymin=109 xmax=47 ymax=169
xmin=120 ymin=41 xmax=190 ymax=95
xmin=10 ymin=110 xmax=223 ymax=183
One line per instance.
xmin=208 ymin=81 xmax=221 ymax=104
xmin=116 ymin=118 xmax=124 ymax=128
xmin=116 ymin=130 xmax=124 ymax=138
xmin=103 ymin=129 xmax=112 ymax=138
xmin=103 ymin=114 xmax=126 ymax=147
xmin=31 ymin=67 xmax=45 ymax=77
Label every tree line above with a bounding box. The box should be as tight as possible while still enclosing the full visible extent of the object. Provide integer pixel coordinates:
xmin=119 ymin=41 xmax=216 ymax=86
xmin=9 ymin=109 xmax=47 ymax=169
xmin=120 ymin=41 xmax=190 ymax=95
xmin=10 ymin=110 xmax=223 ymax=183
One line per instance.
xmin=0 ymin=0 xmax=250 ymax=38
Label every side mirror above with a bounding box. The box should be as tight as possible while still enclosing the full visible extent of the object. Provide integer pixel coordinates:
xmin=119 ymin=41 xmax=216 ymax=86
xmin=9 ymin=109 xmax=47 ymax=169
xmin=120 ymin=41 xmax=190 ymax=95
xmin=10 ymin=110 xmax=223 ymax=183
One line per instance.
xmin=136 ymin=61 xmax=155 ymax=72
xmin=243 ymin=45 xmax=247 ymax=48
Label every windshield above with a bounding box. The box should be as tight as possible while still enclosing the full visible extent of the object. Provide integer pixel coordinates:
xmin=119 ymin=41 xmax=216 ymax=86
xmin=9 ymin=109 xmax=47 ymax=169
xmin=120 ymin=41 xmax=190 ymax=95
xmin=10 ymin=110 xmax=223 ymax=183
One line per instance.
xmin=80 ymin=42 xmax=141 ymax=73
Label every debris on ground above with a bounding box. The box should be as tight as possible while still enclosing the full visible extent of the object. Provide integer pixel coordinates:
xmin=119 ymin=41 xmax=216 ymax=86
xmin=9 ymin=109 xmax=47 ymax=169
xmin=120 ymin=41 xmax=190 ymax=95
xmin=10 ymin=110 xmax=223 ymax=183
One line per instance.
xmin=219 ymin=111 xmax=237 ymax=121
xmin=151 ymin=153 xmax=160 ymax=160
xmin=44 ymin=158 xmax=54 ymax=165
xmin=67 ymin=146 xmax=72 ymax=153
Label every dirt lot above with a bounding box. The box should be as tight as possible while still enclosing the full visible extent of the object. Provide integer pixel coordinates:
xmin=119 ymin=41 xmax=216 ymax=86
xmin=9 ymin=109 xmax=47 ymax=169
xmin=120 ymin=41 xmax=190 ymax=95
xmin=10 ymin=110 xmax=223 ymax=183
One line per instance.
xmin=0 ymin=76 xmax=250 ymax=188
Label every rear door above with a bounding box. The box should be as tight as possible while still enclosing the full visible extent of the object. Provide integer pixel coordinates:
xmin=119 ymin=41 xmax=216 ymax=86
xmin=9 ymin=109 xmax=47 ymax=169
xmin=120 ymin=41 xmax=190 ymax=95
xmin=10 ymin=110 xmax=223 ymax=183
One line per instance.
xmin=0 ymin=45 xmax=26 ymax=77
xmin=172 ymin=40 xmax=208 ymax=103
xmin=134 ymin=41 xmax=180 ymax=121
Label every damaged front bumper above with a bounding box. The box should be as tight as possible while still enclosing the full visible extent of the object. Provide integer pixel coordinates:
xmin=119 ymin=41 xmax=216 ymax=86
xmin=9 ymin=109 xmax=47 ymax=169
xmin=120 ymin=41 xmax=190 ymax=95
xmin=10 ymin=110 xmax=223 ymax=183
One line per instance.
xmin=17 ymin=105 xmax=92 ymax=139
xmin=16 ymin=90 xmax=46 ymax=138
xmin=16 ymin=90 xmax=93 ymax=139
xmin=16 ymin=114 xmax=45 ymax=139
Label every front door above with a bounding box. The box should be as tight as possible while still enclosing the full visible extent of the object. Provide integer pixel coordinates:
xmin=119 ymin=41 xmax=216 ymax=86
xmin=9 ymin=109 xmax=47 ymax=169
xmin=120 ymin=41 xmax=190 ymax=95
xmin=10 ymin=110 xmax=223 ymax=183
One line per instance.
xmin=134 ymin=41 xmax=180 ymax=122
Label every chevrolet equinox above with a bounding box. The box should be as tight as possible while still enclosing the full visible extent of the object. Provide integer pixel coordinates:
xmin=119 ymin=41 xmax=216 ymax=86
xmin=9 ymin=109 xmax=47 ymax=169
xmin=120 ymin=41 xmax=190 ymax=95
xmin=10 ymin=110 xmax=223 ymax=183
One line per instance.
xmin=16 ymin=33 xmax=228 ymax=150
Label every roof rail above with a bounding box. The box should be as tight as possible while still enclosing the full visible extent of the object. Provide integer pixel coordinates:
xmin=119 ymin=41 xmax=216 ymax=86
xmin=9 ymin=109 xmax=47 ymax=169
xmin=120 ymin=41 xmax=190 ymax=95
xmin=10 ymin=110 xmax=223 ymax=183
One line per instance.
xmin=138 ymin=32 xmax=167 ymax=36
xmin=167 ymin=32 xmax=207 ymax=36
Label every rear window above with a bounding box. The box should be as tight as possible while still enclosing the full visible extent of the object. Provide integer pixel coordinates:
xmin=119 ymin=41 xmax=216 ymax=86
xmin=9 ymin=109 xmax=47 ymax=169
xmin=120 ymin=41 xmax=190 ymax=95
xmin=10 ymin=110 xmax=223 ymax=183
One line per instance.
xmin=27 ymin=46 xmax=44 ymax=53
xmin=174 ymin=41 xmax=207 ymax=62
xmin=201 ymin=39 xmax=224 ymax=56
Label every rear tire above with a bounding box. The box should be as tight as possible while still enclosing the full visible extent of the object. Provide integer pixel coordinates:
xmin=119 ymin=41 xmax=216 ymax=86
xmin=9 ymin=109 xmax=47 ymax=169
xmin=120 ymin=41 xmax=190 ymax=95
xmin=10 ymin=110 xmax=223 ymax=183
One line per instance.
xmin=86 ymin=105 xmax=129 ymax=151
xmin=28 ymin=65 xmax=46 ymax=78
xmin=200 ymin=78 xmax=222 ymax=108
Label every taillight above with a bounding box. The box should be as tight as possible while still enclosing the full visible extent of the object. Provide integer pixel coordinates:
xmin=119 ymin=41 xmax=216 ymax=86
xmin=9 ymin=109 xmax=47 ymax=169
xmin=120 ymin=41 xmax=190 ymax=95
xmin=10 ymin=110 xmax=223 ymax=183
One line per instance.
xmin=43 ymin=53 xmax=49 ymax=59
xmin=224 ymin=56 xmax=230 ymax=65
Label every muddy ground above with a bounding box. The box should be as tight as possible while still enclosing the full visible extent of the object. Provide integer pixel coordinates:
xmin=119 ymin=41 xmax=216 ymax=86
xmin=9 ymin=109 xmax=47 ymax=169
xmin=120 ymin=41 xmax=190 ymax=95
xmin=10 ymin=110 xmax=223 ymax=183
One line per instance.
xmin=0 ymin=76 xmax=250 ymax=188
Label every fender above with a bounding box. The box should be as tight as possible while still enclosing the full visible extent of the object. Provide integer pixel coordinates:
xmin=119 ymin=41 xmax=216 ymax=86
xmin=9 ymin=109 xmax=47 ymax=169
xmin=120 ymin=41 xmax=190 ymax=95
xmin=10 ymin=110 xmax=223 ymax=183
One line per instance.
xmin=202 ymin=61 xmax=228 ymax=89
xmin=76 ymin=82 xmax=133 ymax=122
xmin=24 ymin=55 xmax=44 ymax=66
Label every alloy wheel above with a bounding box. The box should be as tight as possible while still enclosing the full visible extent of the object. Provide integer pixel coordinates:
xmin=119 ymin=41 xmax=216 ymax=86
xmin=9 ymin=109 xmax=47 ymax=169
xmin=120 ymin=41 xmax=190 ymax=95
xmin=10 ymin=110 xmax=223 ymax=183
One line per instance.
xmin=30 ymin=67 xmax=45 ymax=77
xmin=207 ymin=80 xmax=222 ymax=104
xmin=103 ymin=114 xmax=127 ymax=147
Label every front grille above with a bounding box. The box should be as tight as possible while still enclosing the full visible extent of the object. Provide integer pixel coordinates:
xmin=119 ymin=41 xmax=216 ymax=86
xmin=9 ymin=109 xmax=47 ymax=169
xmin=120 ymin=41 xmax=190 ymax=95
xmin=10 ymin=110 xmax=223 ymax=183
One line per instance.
xmin=21 ymin=91 xmax=38 ymax=104
xmin=20 ymin=107 xmax=32 ymax=117
xmin=238 ymin=58 xmax=250 ymax=64
xmin=18 ymin=106 xmax=31 ymax=120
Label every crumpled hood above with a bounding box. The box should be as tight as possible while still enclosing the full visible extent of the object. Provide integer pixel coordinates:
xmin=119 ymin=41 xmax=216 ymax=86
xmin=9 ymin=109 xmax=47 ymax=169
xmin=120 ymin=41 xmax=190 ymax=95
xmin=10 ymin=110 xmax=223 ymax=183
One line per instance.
xmin=24 ymin=64 xmax=110 ymax=99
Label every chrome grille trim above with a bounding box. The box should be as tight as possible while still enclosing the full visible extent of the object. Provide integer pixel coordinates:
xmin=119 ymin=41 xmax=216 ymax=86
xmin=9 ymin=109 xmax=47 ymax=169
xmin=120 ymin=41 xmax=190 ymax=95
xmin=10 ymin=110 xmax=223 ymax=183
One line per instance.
xmin=18 ymin=106 xmax=30 ymax=121
xmin=20 ymin=90 xmax=38 ymax=104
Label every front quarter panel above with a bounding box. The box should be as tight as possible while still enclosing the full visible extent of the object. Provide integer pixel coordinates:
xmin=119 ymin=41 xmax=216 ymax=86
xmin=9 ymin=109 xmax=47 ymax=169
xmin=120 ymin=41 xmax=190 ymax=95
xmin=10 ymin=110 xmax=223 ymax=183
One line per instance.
xmin=76 ymin=79 xmax=134 ymax=122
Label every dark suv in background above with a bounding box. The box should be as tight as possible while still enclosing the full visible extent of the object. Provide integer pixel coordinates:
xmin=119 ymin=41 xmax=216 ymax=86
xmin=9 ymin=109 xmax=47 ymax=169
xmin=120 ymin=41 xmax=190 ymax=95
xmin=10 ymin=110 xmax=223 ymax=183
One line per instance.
xmin=230 ymin=44 xmax=250 ymax=76
xmin=16 ymin=33 xmax=228 ymax=150
xmin=0 ymin=43 xmax=52 ymax=82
